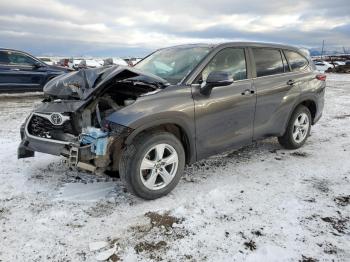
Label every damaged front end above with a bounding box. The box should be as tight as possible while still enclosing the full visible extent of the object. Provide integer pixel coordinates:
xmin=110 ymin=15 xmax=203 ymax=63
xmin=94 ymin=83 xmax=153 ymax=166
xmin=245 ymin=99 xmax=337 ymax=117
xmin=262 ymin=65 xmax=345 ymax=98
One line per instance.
xmin=18 ymin=65 xmax=168 ymax=173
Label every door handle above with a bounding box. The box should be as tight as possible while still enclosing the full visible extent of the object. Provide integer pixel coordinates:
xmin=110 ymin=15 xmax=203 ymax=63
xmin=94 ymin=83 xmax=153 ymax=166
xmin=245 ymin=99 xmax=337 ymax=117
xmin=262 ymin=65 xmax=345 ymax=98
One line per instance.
xmin=11 ymin=68 xmax=20 ymax=71
xmin=287 ymin=79 xmax=295 ymax=86
xmin=241 ymin=89 xmax=255 ymax=95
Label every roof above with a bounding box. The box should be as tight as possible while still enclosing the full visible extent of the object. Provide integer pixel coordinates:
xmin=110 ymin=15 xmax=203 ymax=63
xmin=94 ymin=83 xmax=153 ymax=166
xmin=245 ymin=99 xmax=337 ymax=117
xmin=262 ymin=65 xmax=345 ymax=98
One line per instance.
xmin=0 ymin=48 xmax=38 ymax=57
xmin=216 ymin=41 xmax=301 ymax=51
xmin=160 ymin=41 xmax=301 ymax=52
xmin=0 ymin=48 xmax=26 ymax=52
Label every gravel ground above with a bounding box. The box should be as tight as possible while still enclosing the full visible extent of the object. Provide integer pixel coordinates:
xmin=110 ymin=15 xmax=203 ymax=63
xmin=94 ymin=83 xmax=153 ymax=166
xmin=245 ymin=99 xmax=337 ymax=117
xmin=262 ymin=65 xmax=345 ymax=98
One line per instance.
xmin=0 ymin=74 xmax=349 ymax=262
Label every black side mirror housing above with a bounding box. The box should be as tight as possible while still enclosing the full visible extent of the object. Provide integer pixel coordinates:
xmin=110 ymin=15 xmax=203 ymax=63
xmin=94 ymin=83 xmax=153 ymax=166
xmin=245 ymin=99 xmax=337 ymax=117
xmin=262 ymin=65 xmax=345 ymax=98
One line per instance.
xmin=200 ymin=71 xmax=234 ymax=96
xmin=33 ymin=62 xmax=43 ymax=68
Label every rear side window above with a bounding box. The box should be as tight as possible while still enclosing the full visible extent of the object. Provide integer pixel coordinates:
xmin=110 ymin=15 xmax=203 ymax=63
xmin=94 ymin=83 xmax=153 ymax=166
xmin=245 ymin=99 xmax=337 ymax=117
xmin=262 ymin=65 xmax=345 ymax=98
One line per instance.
xmin=253 ymin=48 xmax=284 ymax=77
xmin=201 ymin=48 xmax=247 ymax=81
xmin=0 ymin=51 xmax=10 ymax=64
xmin=284 ymin=50 xmax=308 ymax=71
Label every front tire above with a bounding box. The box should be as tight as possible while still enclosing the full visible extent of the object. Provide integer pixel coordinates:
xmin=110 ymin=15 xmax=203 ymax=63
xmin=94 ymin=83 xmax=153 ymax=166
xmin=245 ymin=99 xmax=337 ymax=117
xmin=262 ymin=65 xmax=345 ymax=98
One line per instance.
xmin=278 ymin=105 xmax=311 ymax=149
xmin=119 ymin=131 xmax=185 ymax=200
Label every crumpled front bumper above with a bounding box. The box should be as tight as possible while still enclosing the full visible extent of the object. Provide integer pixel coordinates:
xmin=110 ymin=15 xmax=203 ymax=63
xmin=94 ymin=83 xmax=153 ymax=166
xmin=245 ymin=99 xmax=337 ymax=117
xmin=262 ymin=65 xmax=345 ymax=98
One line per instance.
xmin=17 ymin=117 xmax=72 ymax=159
xmin=18 ymin=136 xmax=70 ymax=158
xmin=18 ymin=140 xmax=35 ymax=158
xmin=18 ymin=111 xmax=133 ymax=174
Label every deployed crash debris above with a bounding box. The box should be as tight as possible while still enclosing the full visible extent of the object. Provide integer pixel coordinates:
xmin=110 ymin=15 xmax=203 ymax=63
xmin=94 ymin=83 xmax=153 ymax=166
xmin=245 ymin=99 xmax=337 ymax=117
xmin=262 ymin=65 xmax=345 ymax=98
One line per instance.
xmin=18 ymin=65 xmax=168 ymax=174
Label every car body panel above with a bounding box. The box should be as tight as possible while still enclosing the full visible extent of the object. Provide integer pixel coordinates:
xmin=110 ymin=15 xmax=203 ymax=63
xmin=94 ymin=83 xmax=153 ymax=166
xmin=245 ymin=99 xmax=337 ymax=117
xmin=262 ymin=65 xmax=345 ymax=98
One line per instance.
xmin=43 ymin=65 xmax=168 ymax=100
xmin=252 ymin=72 xmax=304 ymax=138
xmin=107 ymin=85 xmax=197 ymax=162
xmin=0 ymin=63 xmax=45 ymax=91
xmin=192 ymin=79 xmax=256 ymax=160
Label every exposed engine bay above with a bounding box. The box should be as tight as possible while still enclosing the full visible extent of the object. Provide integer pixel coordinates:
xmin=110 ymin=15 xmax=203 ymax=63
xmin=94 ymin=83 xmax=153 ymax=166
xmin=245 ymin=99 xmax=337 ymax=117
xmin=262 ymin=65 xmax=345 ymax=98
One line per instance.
xmin=20 ymin=65 xmax=168 ymax=173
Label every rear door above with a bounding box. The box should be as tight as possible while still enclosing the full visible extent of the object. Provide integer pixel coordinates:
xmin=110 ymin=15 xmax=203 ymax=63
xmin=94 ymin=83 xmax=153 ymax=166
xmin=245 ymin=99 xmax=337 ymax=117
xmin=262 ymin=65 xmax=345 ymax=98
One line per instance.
xmin=192 ymin=47 xmax=256 ymax=159
xmin=251 ymin=48 xmax=306 ymax=139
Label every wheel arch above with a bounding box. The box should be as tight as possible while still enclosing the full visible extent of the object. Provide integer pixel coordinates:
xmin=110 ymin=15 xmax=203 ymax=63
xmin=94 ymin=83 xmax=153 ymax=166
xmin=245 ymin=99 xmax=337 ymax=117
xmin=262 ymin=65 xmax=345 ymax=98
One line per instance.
xmin=281 ymin=96 xmax=318 ymax=136
xmin=300 ymin=100 xmax=317 ymax=123
xmin=124 ymin=119 xmax=196 ymax=164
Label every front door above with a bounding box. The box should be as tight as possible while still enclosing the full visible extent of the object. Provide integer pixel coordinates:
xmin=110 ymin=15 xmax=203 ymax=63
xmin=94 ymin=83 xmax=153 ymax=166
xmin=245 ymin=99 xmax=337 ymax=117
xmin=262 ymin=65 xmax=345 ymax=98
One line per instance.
xmin=0 ymin=50 xmax=47 ymax=92
xmin=192 ymin=47 xmax=256 ymax=160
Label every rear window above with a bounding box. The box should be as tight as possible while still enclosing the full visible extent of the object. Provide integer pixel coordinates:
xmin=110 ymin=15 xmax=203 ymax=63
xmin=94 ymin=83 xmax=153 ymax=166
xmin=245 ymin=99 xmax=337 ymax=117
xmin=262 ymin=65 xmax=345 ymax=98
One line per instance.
xmin=284 ymin=50 xmax=308 ymax=72
xmin=252 ymin=48 xmax=284 ymax=77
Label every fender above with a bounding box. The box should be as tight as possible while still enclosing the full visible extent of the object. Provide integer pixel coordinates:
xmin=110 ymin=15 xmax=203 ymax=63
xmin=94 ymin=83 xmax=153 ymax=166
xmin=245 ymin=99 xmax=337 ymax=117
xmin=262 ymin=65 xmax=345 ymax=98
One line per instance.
xmin=281 ymin=93 xmax=318 ymax=136
xmin=123 ymin=116 xmax=197 ymax=164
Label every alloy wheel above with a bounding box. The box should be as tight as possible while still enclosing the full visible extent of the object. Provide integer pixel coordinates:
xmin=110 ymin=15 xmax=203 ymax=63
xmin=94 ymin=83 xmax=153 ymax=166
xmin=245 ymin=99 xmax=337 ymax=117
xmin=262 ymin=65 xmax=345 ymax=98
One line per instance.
xmin=140 ymin=143 xmax=179 ymax=190
xmin=292 ymin=112 xmax=309 ymax=143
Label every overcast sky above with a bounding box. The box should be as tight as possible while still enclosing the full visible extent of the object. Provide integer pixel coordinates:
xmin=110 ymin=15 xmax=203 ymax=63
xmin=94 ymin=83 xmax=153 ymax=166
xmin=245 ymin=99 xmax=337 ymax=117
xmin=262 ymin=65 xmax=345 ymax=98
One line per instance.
xmin=0 ymin=0 xmax=349 ymax=57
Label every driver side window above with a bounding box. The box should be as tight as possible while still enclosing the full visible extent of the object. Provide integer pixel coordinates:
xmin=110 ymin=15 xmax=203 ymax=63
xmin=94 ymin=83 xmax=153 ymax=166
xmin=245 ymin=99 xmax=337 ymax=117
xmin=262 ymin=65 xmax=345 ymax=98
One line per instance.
xmin=200 ymin=48 xmax=247 ymax=82
xmin=7 ymin=52 xmax=36 ymax=66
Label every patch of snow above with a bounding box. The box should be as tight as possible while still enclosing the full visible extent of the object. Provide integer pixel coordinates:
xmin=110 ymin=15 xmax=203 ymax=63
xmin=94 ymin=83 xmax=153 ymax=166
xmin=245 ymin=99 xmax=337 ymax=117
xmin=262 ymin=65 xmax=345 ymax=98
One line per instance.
xmin=95 ymin=247 xmax=116 ymax=261
xmin=56 ymin=182 xmax=118 ymax=202
xmin=89 ymin=241 xmax=109 ymax=252
xmin=0 ymin=73 xmax=349 ymax=261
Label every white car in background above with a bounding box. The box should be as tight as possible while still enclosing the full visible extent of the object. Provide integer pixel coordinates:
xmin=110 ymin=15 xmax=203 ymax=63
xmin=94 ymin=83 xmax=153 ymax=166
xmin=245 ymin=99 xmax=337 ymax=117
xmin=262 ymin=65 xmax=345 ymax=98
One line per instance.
xmin=84 ymin=59 xmax=103 ymax=68
xmin=38 ymin=57 xmax=55 ymax=66
xmin=314 ymin=61 xmax=334 ymax=72
xmin=331 ymin=61 xmax=345 ymax=66
xmin=72 ymin=59 xmax=84 ymax=69
xmin=95 ymin=59 xmax=105 ymax=66
xmin=103 ymin=57 xmax=129 ymax=66
xmin=112 ymin=57 xmax=128 ymax=66
xmin=72 ymin=59 xmax=102 ymax=69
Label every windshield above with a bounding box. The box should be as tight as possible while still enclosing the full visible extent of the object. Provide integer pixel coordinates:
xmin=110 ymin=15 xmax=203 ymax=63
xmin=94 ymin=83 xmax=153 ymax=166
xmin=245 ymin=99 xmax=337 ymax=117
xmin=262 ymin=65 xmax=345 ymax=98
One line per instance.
xmin=135 ymin=46 xmax=212 ymax=84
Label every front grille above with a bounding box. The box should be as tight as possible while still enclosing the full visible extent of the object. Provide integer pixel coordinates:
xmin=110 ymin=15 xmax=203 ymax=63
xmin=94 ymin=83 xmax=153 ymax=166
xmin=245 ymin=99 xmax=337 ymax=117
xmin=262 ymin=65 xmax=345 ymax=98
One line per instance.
xmin=27 ymin=114 xmax=75 ymax=140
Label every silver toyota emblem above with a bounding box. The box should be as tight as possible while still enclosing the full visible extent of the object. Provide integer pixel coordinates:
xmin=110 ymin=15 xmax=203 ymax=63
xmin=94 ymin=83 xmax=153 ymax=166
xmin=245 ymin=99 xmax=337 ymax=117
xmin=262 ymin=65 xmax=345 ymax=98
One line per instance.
xmin=50 ymin=113 xmax=63 ymax=125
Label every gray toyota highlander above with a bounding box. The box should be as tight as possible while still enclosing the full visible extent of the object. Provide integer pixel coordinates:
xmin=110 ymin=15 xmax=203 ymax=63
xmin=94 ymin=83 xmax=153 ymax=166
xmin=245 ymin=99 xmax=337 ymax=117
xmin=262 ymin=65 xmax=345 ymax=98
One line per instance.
xmin=18 ymin=42 xmax=326 ymax=199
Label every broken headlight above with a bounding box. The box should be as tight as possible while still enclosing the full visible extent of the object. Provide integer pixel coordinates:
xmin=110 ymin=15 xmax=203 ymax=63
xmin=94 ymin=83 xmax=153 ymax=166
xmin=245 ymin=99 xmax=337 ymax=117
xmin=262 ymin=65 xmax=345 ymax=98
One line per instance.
xmin=101 ymin=121 xmax=133 ymax=137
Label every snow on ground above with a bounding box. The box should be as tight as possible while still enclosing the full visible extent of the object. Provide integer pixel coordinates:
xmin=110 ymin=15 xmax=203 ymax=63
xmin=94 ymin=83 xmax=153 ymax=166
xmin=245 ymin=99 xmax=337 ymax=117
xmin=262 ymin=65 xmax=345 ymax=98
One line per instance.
xmin=0 ymin=74 xmax=349 ymax=262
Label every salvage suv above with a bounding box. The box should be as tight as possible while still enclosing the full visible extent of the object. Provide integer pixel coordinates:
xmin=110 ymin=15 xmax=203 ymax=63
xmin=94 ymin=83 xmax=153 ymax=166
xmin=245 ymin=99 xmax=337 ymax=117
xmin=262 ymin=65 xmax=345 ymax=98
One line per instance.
xmin=18 ymin=42 xmax=326 ymax=199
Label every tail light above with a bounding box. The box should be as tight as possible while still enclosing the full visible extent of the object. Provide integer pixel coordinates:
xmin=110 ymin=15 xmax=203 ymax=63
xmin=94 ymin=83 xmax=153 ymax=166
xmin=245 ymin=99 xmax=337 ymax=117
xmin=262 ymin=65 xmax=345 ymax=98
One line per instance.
xmin=316 ymin=74 xmax=326 ymax=81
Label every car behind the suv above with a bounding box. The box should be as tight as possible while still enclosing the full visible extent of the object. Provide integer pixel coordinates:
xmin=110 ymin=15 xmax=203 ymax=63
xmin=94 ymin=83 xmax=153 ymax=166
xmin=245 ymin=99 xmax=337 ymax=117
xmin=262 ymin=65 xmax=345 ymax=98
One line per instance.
xmin=18 ymin=42 xmax=326 ymax=199
xmin=0 ymin=48 xmax=70 ymax=92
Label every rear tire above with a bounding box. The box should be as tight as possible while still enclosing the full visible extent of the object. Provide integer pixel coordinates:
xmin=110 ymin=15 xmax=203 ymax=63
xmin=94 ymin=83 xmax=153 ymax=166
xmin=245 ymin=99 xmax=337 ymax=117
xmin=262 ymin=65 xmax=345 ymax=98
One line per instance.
xmin=119 ymin=131 xmax=185 ymax=200
xmin=278 ymin=105 xmax=311 ymax=149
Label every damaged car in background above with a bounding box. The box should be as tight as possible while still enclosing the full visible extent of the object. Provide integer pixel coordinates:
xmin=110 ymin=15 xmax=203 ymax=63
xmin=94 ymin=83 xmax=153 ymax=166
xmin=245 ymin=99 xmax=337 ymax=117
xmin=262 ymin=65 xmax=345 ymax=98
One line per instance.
xmin=18 ymin=42 xmax=326 ymax=199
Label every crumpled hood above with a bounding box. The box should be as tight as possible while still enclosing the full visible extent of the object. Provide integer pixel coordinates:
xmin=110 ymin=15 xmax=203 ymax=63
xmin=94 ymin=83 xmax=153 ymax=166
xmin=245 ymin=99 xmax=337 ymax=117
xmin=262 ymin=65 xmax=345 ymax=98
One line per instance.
xmin=43 ymin=65 xmax=169 ymax=100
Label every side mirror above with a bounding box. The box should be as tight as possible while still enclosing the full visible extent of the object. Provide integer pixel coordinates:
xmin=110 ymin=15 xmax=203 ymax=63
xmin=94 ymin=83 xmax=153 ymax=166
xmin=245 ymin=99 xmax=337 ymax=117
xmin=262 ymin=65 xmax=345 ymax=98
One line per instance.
xmin=33 ymin=61 xmax=43 ymax=68
xmin=200 ymin=71 xmax=234 ymax=96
